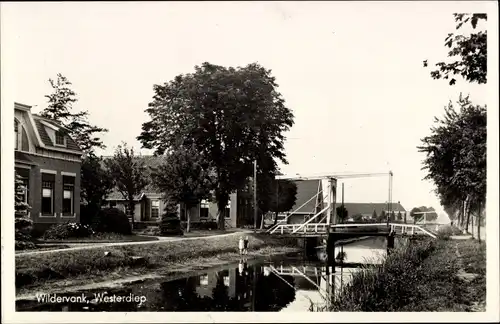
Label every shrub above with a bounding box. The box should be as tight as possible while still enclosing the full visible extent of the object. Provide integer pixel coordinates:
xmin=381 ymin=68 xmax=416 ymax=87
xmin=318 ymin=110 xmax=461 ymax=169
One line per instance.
xmin=79 ymin=204 xmax=99 ymax=226
xmin=93 ymin=208 xmax=132 ymax=235
xmin=15 ymin=173 xmax=35 ymax=250
xmin=436 ymin=225 xmax=453 ymax=240
xmin=43 ymin=223 xmax=95 ymax=240
xmin=160 ymin=211 xmax=183 ymax=236
xmin=190 ymin=221 xmax=218 ymax=230
xmin=329 ymin=238 xmax=436 ymax=311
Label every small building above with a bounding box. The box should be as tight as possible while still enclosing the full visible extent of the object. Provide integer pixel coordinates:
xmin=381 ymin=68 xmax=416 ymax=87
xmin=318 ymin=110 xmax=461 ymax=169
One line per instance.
xmin=340 ymin=202 xmax=407 ymax=222
xmin=14 ymin=102 xmax=83 ymax=234
xmin=102 ymin=155 xmax=238 ymax=228
xmin=280 ymin=178 xmax=407 ymax=224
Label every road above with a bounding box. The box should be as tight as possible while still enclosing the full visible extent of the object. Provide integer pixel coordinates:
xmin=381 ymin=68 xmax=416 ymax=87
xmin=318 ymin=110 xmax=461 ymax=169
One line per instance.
xmin=16 ymin=231 xmax=252 ymax=257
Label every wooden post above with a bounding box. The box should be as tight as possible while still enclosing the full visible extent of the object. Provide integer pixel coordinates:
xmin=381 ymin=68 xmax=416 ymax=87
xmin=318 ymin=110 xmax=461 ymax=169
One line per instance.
xmin=387 ymin=231 xmax=395 ymax=255
xmin=327 ymin=233 xmax=336 ymax=266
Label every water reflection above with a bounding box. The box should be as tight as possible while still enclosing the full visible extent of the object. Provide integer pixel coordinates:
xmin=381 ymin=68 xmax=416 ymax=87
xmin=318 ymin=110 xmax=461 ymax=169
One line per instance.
xmin=16 ymin=237 xmax=387 ymax=312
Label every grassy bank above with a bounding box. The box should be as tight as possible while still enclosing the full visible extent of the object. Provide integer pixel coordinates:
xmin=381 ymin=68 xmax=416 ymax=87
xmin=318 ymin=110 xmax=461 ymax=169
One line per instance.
xmin=318 ymin=236 xmax=486 ymax=312
xmin=16 ymin=232 xmax=298 ymax=292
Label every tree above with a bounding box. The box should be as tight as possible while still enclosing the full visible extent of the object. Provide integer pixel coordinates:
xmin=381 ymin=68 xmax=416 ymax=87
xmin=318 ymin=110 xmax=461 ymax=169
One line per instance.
xmin=379 ymin=210 xmax=387 ymax=223
xmin=269 ymin=179 xmax=298 ymax=226
xmin=410 ymin=207 xmax=423 ymax=224
xmin=397 ymin=211 xmax=403 ymax=222
xmin=418 ymin=95 xmax=486 ymax=230
xmin=105 ymin=143 xmax=149 ymax=229
xmin=352 ymin=213 xmax=364 ymax=223
xmin=424 ymin=13 xmax=487 ymax=85
xmin=80 ymin=153 xmax=115 ymax=224
xmin=151 ymin=145 xmax=215 ymax=232
xmin=15 ymin=172 xmax=35 ymax=250
xmin=40 ymin=73 xmax=108 ymax=154
xmin=424 ymin=207 xmax=438 ymax=222
xmin=372 ymin=209 xmax=378 ymax=221
xmin=336 ymin=205 xmax=349 ymax=223
xmin=138 ymin=62 xmax=294 ymax=230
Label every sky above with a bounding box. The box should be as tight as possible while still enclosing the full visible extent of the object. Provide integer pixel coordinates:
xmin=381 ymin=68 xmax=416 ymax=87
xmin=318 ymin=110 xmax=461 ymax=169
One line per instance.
xmin=1 ymin=1 xmax=495 ymax=214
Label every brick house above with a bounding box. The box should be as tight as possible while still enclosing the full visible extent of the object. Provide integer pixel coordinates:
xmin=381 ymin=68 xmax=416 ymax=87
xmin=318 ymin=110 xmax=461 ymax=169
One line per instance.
xmin=102 ymin=155 xmax=238 ymax=228
xmin=14 ymin=102 xmax=83 ymax=233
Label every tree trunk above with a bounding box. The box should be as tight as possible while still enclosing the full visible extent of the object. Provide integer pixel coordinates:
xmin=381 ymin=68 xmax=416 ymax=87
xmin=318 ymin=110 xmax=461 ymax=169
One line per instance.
xmin=477 ymin=203 xmax=481 ymax=243
xmin=260 ymin=212 xmax=264 ymax=230
xmin=274 ymin=211 xmax=279 ymax=226
xmin=186 ymin=206 xmax=191 ymax=233
xmin=128 ymin=200 xmax=135 ymax=230
xmin=465 ymin=202 xmax=471 ymax=234
xmin=216 ymin=192 xmax=228 ymax=231
xmin=459 ymin=200 xmax=465 ymax=232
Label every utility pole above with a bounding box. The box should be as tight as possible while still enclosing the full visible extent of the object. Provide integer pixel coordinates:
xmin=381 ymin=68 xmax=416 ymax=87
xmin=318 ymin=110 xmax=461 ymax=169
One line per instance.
xmin=253 ymin=160 xmax=257 ymax=231
xmin=341 ymin=183 xmax=344 ymax=223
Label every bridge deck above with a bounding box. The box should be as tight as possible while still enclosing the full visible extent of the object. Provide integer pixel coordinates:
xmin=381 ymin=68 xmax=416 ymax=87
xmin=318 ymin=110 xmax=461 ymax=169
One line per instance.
xmin=266 ymin=222 xmax=437 ymax=239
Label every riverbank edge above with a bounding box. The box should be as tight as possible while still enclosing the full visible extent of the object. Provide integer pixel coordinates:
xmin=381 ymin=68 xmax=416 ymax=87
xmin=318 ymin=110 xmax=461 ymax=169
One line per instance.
xmin=16 ymin=246 xmax=298 ymax=301
xmin=16 ymin=232 xmax=299 ymax=296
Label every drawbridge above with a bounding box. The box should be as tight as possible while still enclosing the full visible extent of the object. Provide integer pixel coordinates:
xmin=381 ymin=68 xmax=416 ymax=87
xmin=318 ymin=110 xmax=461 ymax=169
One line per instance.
xmin=266 ymin=172 xmax=436 ymax=239
xmin=264 ymin=264 xmax=358 ymax=308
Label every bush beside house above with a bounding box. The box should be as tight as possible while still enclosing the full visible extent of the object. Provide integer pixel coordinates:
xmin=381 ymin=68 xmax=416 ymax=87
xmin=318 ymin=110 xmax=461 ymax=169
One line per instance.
xmin=92 ymin=208 xmax=132 ymax=235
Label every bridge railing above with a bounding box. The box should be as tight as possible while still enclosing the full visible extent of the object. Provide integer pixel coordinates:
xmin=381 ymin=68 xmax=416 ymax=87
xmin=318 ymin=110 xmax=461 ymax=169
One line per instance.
xmin=389 ymin=223 xmax=437 ymax=238
xmin=269 ymin=222 xmax=437 ymax=238
xmin=266 ymin=190 xmax=323 ymax=234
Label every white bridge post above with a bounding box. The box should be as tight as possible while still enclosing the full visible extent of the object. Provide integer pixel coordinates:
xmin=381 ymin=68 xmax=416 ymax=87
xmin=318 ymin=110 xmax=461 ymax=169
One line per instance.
xmin=328 ymin=178 xmax=337 ymax=226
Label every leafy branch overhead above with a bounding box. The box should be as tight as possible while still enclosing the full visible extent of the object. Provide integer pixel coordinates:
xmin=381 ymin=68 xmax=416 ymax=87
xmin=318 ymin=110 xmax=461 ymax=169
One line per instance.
xmin=424 ymin=13 xmax=487 ymax=85
xmin=151 ymin=145 xmax=215 ymax=206
xmin=138 ymin=62 xmax=294 ymax=230
xmin=418 ymin=95 xmax=486 ymax=215
xmin=41 ymin=73 xmax=108 ymax=153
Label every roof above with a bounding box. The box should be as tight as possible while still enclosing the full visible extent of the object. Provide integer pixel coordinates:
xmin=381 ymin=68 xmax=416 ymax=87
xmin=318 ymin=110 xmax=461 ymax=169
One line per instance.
xmin=15 ymin=151 xmax=38 ymax=166
xmin=105 ymin=190 xmax=144 ymax=201
xmin=289 ymin=179 xmax=322 ymax=214
xmin=32 ymin=115 xmax=82 ymax=152
xmin=339 ymin=202 xmax=406 ymax=216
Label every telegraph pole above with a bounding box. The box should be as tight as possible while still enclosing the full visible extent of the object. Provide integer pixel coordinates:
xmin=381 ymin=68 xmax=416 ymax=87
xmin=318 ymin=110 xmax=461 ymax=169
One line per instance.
xmin=341 ymin=183 xmax=344 ymax=223
xmin=253 ymin=160 xmax=258 ymax=231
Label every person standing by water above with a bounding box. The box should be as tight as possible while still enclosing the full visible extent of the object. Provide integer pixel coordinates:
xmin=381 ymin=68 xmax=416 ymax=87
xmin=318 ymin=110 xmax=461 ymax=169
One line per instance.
xmin=239 ymin=236 xmax=245 ymax=255
xmin=243 ymin=236 xmax=249 ymax=255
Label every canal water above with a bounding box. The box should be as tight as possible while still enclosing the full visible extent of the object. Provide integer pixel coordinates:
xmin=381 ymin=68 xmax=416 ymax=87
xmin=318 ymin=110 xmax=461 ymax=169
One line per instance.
xmin=16 ymin=237 xmax=388 ymax=312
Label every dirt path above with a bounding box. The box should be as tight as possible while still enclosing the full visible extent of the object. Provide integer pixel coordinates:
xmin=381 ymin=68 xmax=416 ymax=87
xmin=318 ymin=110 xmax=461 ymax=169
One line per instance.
xmin=16 ymin=230 xmax=252 ymax=257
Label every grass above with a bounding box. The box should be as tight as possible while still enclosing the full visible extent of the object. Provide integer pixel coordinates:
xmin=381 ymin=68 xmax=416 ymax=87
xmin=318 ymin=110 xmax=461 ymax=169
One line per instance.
xmin=16 ymin=232 xmax=297 ymax=290
xmin=316 ymin=236 xmax=486 ymax=312
xmin=436 ymin=225 xmax=464 ymax=240
xmin=35 ymin=232 xmax=159 ymax=244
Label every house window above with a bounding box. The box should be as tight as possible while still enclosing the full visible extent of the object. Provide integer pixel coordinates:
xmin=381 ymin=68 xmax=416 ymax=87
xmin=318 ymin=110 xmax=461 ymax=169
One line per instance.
xmin=200 ymin=199 xmax=209 ymax=218
xmin=151 ymin=200 xmax=160 ymax=218
xmin=14 ymin=119 xmax=19 ymax=150
xmin=41 ymin=181 xmax=54 ymax=215
xmin=223 ymin=275 xmax=230 ymax=287
xmin=62 ymin=176 xmax=75 ymax=216
xmin=55 ymin=131 xmax=65 ymax=146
